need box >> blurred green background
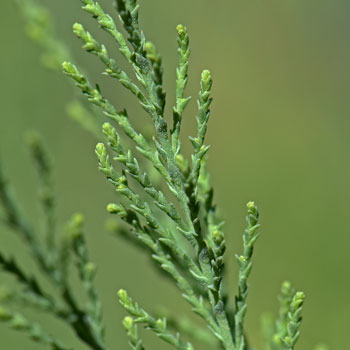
[1,0,349,349]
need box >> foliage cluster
[0,1,326,350]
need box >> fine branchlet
[118,289,193,350]
[0,136,106,350]
[122,316,146,350]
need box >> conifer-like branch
[172,24,191,155]
[123,316,147,350]
[118,289,193,350]
[234,201,260,350]
[1,0,318,349]
[273,281,296,348]
[282,291,305,349]
[69,213,106,350]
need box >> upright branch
[261,281,306,350]
[122,316,146,350]
[69,1,200,250]
[234,201,260,350]
[172,24,191,155]
[118,289,193,350]
[1,0,315,350]
[62,62,171,185]
[0,136,108,350]
[68,213,106,350]
[144,41,166,112]
[281,291,305,350]
[116,0,166,113]
[185,70,213,241]
[189,70,212,189]
[273,281,296,348]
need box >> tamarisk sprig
[273,281,296,348]
[62,62,170,185]
[155,308,218,347]
[67,0,201,251]
[80,0,163,122]
[234,201,260,350]
[68,213,106,350]
[3,0,318,350]
[189,70,212,191]
[185,71,213,244]
[0,138,107,350]
[115,0,166,112]
[172,24,191,155]
[67,1,257,349]
[144,41,166,112]
[95,137,203,274]
[281,291,305,350]
[122,316,146,350]
[262,282,306,350]
[98,157,217,331]
[106,201,220,337]
[118,289,193,350]
[102,122,185,232]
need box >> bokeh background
[1,0,349,349]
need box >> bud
[95,143,106,158]
[281,281,292,295]
[102,122,114,136]
[239,255,246,263]
[176,24,185,38]
[68,213,84,241]
[123,316,134,330]
[247,201,255,210]
[175,154,188,173]
[85,262,96,278]
[156,318,165,329]
[106,203,116,214]
[62,61,77,75]
[144,41,157,61]
[201,70,212,91]
[72,23,84,37]
[293,291,305,309]
[118,289,128,303]
[213,230,223,245]
[273,334,282,345]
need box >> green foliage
[0,0,325,349]
[0,134,106,350]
